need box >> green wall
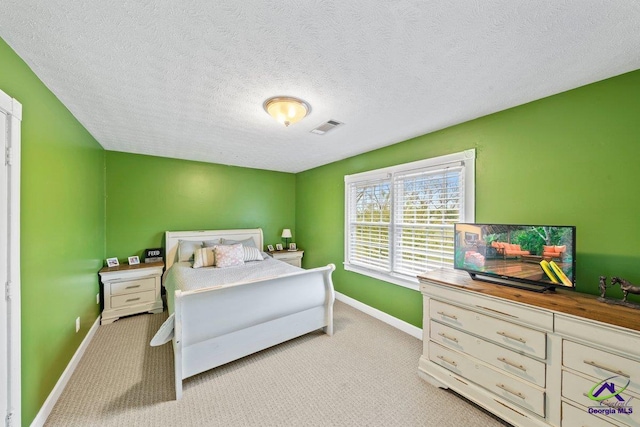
[105,151,296,259]
[296,69,640,327]
[0,38,106,425]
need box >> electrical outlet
[75,317,80,333]
[96,293,100,304]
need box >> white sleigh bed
[155,228,335,399]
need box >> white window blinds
[392,165,463,277]
[346,177,391,271]
[344,149,475,289]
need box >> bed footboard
[172,263,335,399]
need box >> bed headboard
[165,228,264,269]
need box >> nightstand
[99,261,164,325]
[268,250,304,267]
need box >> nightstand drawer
[111,290,156,308]
[110,277,156,296]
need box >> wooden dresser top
[418,269,640,333]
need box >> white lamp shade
[281,229,292,238]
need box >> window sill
[343,263,420,291]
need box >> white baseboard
[335,292,422,340]
[30,316,101,427]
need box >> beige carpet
[45,301,509,426]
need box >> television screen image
[454,223,576,292]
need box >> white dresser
[99,261,164,324]
[418,269,640,427]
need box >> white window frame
[344,149,475,291]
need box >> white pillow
[243,246,263,262]
[214,244,244,268]
[192,247,215,268]
[178,240,203,262]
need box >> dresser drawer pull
[125,285,141,289]
[125,297,141,303]
[436,355,458,367]
[438,332,459,343]
[497,357,527,372]
[496,383,525,399]
[436,311,458,320]
[583,360,630,378]
[496,331,527,344]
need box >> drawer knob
[496,383,526,400]
[496,331,527,344]
[125,297,141,303]
[583,360,630,378]
[436,311,458,320]
[438,332,459,343]
[436,355,458,367]
[125,285,141,289]
[497,357,527,372]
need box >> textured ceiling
[1,1,640,173]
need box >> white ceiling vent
[310,120,344,135]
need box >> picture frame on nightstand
[289,243,297,251]
[276,244,283,251]
[128,256,140,265]
[106,257,119,267]
[267,244,275,252]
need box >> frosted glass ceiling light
[263,96,311,127]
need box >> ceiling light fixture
[263,96,311,127]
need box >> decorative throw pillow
[192,247,215,268]
[178,240,203,262]
[243,246,263,262]
[214,244,244,268]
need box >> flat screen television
[453,223,576,292]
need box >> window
[344,149,475,290]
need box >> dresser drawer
[429,341,546,417]
[562,370,638,426]
[564,340,640,396]
[430,321,546,387]
[556,315,640,359]
[561,401,618,427]
[423,282,554,330]
[430,300,547,359]
[111,290,156,308]
[110,277,156,296]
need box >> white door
[0,89,21,427]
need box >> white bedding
[164,257,301,311]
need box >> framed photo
[289,243,297,251]
[276,244,283,251]
[267,244,275,252]
[106,257,119,268]
[128,256,140,265]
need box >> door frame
[0,88,22,427]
